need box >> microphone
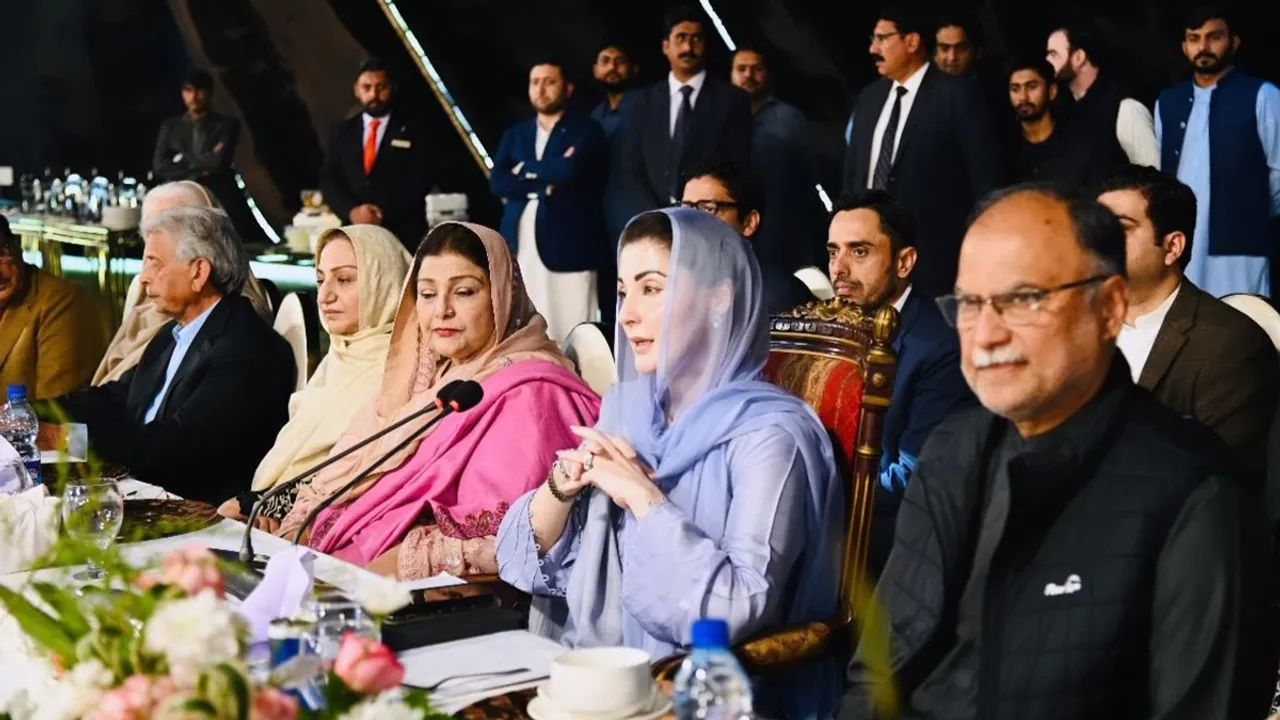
[238,379,469,564]
[291,380,484,546]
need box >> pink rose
[332,633,404,694]
[158,545,225,598]
[249,687,299,720]
[93,675,178,720]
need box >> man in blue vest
[1155,5,1280,298]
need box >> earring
[711,310,727,328]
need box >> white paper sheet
[401,572,466,591]
[398,630,565,712]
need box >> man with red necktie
[321,57,432,251]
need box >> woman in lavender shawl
[497,208,844,718]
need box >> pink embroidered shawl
[310,359,600,564]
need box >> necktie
[363,117,381,175]
[669,85,695,199]
[871,86,908,190]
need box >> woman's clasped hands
[556,426,665,517]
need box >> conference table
[0,481,563,717]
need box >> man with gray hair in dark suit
[41,206,295,505]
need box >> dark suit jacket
[321,112,432,251]
[621,75,752,211]
[868,288,974,578]
[152,112,240,182]
[842,65,1006,298]
[1137,281,1279,479]
[1267,400,1280,527]
[760,260,813,315]
[490,112,607,273]
[48,296,295,505]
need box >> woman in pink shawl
[275,222,600,579]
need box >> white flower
[66,658,114,690]
[143,589,243,686]
[0,609,67,720]
[338,692,425,720]
[347,575,412,617]
[17,672,103,720]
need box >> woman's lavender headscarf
[547,207,841,648]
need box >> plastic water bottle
[0,385,42,486]
[673,618,753,720]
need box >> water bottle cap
[690,618,730,649]
[6,385,26,402]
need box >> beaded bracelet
[546,461,576,504]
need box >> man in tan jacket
[0,216,109,399]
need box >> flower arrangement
[0,545,448,720]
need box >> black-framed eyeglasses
[675,199,739,215]
[935,274,1111,329]
[869,31,901,45]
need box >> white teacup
[547,647,653,715]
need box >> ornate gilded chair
[654,298,898,677]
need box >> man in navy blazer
[491,57,606,341]
[826,190,974,578]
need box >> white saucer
[527,683,672,720]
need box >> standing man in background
[621,5,751,213]
[591,41,639,330]
[153,70,239,186]
[152,70,263,244]
[1045,20,1159,169]
[933,12,1008,126]
[1007,58,1096,185]
[730,47,825,274]
[591,41,640,242]
[1155,5,1280,298]
[321,58,432,252]
[491,58,606,343]
[843,5,1005,299]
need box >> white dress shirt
[144,300,220,424]
[893,284,913,312]
[866,63,930,187]
[1115,99,1160,168]
[668,70,708,137]
[1117,284,1181,381]
[362,112,391,153]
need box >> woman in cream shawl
[92,181,274,385]
[274,222,600,580]
[223,226,410,520]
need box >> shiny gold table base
[10,214,139,321]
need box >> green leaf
[115,633,135,678]
[216,663,250,720]
[30,583,90,638]
[171,698,217,717]
[0,585,76,662]
[322,674,364,714]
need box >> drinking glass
[0,458,30,495]
[61,480,125,581]
[302,594,379,667]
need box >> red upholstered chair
[654,298,898,677]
